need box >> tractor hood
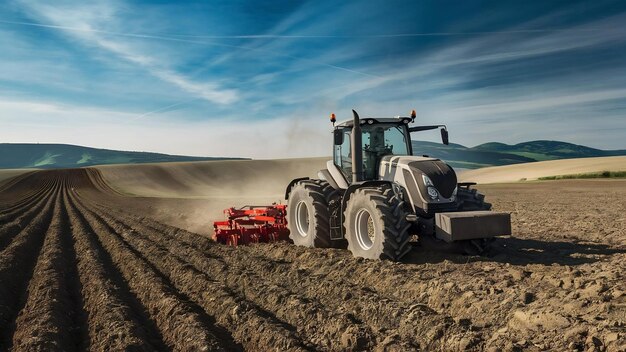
[379,155,458,214]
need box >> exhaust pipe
[351,109,363,183]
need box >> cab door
[333,128,352,182]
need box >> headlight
[427,186,439,199]
[423,175,439,199]
[422,174,434,187]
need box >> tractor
[284,110,511,261]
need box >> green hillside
[412,140,626,169]
[2,141,624,170]
[0,144,246,169]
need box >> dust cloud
[95,157,329,234]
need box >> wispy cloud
[0,97,135,125]
[449,88,626,117]
[15,0,238,105]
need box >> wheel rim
[355,208,375,250]
[294,200,310,237]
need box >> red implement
[212,204,290,246]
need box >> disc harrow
[212,205,290,246]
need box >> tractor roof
[335,117,412,128]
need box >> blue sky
[1,0,625,158]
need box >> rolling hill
[412,140,626,169]
[2,140,624,170]
[0,144,245,169]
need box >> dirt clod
[340,325,369,351]
[522,291,535,304]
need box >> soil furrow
[85,168,125,196]
[0,184,58,251]
[57,184,91,352]
[0,171,53,197]
[0,179,54,221]
[0,176,60,350]
[0,180,50,217]
[10,188,85,351]
[69,191,229,352]
[65,180,171,351]
[80,198,310,352]
[0,171,45,202]
[64,185,167,351]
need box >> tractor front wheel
[344,186,412,261]
[455,186,494,255]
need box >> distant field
[538,171,626,180]
[95,157,328,234]
[95,157,328,199]
[0,169,33,184]
[459,155,626,184]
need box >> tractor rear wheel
[344,185,412,261]
[288,179,338,248]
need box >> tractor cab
[333,118,412,182]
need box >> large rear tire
[344,186,412,261]
[287,180,338,248]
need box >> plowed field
[0,169,624,351]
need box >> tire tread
[346,185,412,261]
[289,179,341,248]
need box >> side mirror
[441,128,449,145]
[334,129,344,145]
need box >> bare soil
[0,170,624,351]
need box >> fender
[318,169,341,190]
[332,180,395,240]
[284,177,309,200]
[340,180,394,211]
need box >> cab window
[362,124,409,179]
[334,129,352,180]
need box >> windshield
[362,123,409,178]
[362,124,409,155]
